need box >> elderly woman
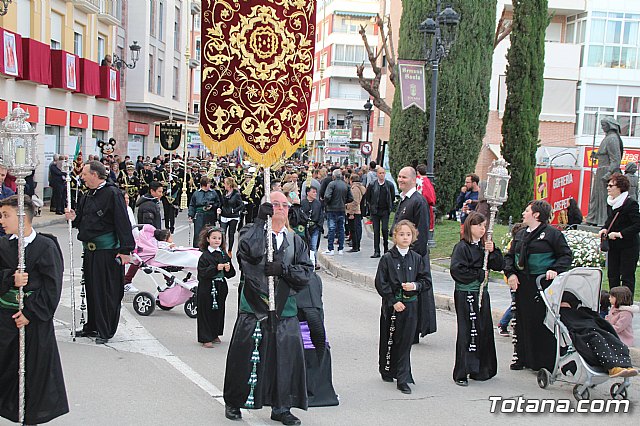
[598,174,640,298]
[504,200,572,371]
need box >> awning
[334,11,377,18]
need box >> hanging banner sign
[159,122,183,151]
[398,59,427,112]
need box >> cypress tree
[501,0,549,220]
[389,0,496,215]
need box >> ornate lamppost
[112,41,142,70]
[419,1,460,180]
[0,106,39,424]
[478,158,511,308]
[363,98,373,164]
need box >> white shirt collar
[401,187,417,200]
[96,181,107,190]
[271,226,288,250]
[10,229,37,247]
[207,246,222,253]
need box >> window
[615,96,640,137]
[193,103,200,114]
[51,12,62,49]
[17,0,31,37]
[332,44,371,66]
[320,83,326,100]
[582,106,614,135]
[336,17,374,35]
[194,13,201,30]
[308,116,315,132]
[586,12,640,69]
[193,69,201,94]
[174,6,181,51]
[98,37,105,64]
[150,0,156,37]
[195,40,201,61]
[318,114,325,130]
[377,111,385,127]
[74,32,83,57]
[173,66,180,100]
[148,54,155,92]
[159,1,165,41]
[157,58,163,95]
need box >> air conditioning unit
[191,1,201,15]
[189,58,200,69]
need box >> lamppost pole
[364,99,372,164]
[426,2,442,180]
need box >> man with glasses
[224,192,313,425]
[456,173,480,225]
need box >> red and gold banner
[199,0,316,167]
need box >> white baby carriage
[130,224,201,318]
[535,267,633,400]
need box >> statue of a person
[585,117,623,226]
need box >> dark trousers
[607,246,639,297]
[349,214,362,250]
[371,212,390,254]
[221,219,239,253]
[82,249,125,339]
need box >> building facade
[307,0,379,165]
[0,0,121,198]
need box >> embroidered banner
[398,59,427,112]
[199,0,316,167]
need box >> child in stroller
[130,224,202,317]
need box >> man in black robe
[0,195,69,424]
[66,161,135,344]
[393,166,436,340]
[224,192,313,425]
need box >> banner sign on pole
[159,122,182,151]
[398,59,427,112]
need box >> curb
[318,252,640,367]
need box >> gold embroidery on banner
[200,0,316,167]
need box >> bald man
[224,192,313,424]
[393,166,436,339]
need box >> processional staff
[62,158,78,341]
[0,106,40,425]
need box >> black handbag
[600,211,620,252]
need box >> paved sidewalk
[33,206,68,228]
[318,222,640,365]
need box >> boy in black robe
[0,195,69,424]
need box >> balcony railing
[98,0,121,26]
[68,0,100,14]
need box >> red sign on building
[534,167,581,224]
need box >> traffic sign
[360,142,372,156]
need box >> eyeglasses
[607,184,616,188]
[272,202,289,209]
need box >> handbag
[600,211,621,252]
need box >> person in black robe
[450,212,505,386]
[375,220,431,394]
[393,167,436,341]
[295,272,339,407]
[197,227,236,347]
[559,292,637,377]
[66,161,135,344]
[504,200,572,371]
[0,195,69,424]
[223,192,313,425]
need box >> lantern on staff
[0,105,39,425]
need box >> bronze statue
[586,117,623,226]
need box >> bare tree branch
[494,10,512,49]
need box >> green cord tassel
[244,321,262,408]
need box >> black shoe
[370,253,381,258]
[455,379,468,387]
[76,329,97,338]
[397,383,411,394]
[95,337,109,345]
[510,362,524,371]
[225,405,242,421]
[270,411,301,425]
[381,374,394,382]
[348,248,360,253]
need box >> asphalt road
[14,215,638,425]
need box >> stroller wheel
[156,299,174,311]
[610,383,628,400]
[184,296,198,318]
[572,384,590,401]
[536,368,550,389]
[133,292,156,316]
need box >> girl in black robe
[375,220,430,394]
[504,200,572,371]
[0,196,69,424]
[197,226,236,348]
[450,212,504,386]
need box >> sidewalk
[317,223,640,365]
[32,207,68,228]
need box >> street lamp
[0,0,12,16]
[112,41,142,70]
[345,110,354,129]
[329,117,336,129]
[363,99,373,162]
[419,1,460,180]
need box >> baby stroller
[130,224,201,318]
[535,267,633,400]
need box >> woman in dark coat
[450,212,504,386]
[504,200,572,371]
[598,173,640,298]
[197,226,236,347]
[219,177,244,256]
